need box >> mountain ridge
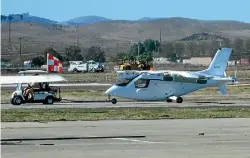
[2,13,250,58]
[1,13,250,25]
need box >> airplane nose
[105,85,118,95]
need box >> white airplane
[105,48,238,104]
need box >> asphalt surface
[2,119,250,158]
[1,100,250,109]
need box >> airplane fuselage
[106,72,228,101]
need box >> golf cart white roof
[18,70,48,75]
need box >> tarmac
[2,119,250,158]
[1,100,250,109]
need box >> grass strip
[2,106,250,122]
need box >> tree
[64,45,83,61]
[198,42,210,57]
[32,56,45,67]
[116,53,127,59]
[143,39,160,52]
[244,38,250,52]
[129,42,145,57]
[186,41,198,57]
[1,15,7,21]
[233,38,244,60]
[161,42,174,58]
[222,38,232,48]
[86,46,106,62]
[20,14,23,20]
[173,42,185,59]
[139,52,153,62]
[209,40,220,57]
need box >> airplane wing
[0,75,67,85]
[175,72,213,79]
[116,70,150,79]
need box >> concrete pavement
[1,100,250,109]
[2,119,250,158]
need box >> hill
[1,13,57,24]
[179,32,228,41]
[137,17,163,21]
[1,17,250,60]
[63,16,111,25]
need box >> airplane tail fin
[200,48,233,77]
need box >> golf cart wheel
[44,96,54,104]
[111,98,117,104]
[12,96,23,105]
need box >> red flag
[47,53,63,73]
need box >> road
[2,119,250,158]
[1,100,250,109]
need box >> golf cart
[10,70,62,105]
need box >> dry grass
[2,106,250,122]
[2,18,250,57]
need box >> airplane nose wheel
[108,94,117,104]
[111,98,117,104]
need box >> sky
[1,0,250,23]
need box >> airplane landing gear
[176,97,183,103]
[111,98,117,104]
[166,99,172,102]
[108,94,117,104]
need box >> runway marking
[113,138,167,144]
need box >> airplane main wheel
[111,98,117,104]
[176,97,183,103]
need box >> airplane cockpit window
[115,78,133,86]
[134,79,150,88]
[115,75,140,86]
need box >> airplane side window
[134,79,150,88]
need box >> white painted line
[112,138,166,144]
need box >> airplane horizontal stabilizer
[218,84,228,95]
